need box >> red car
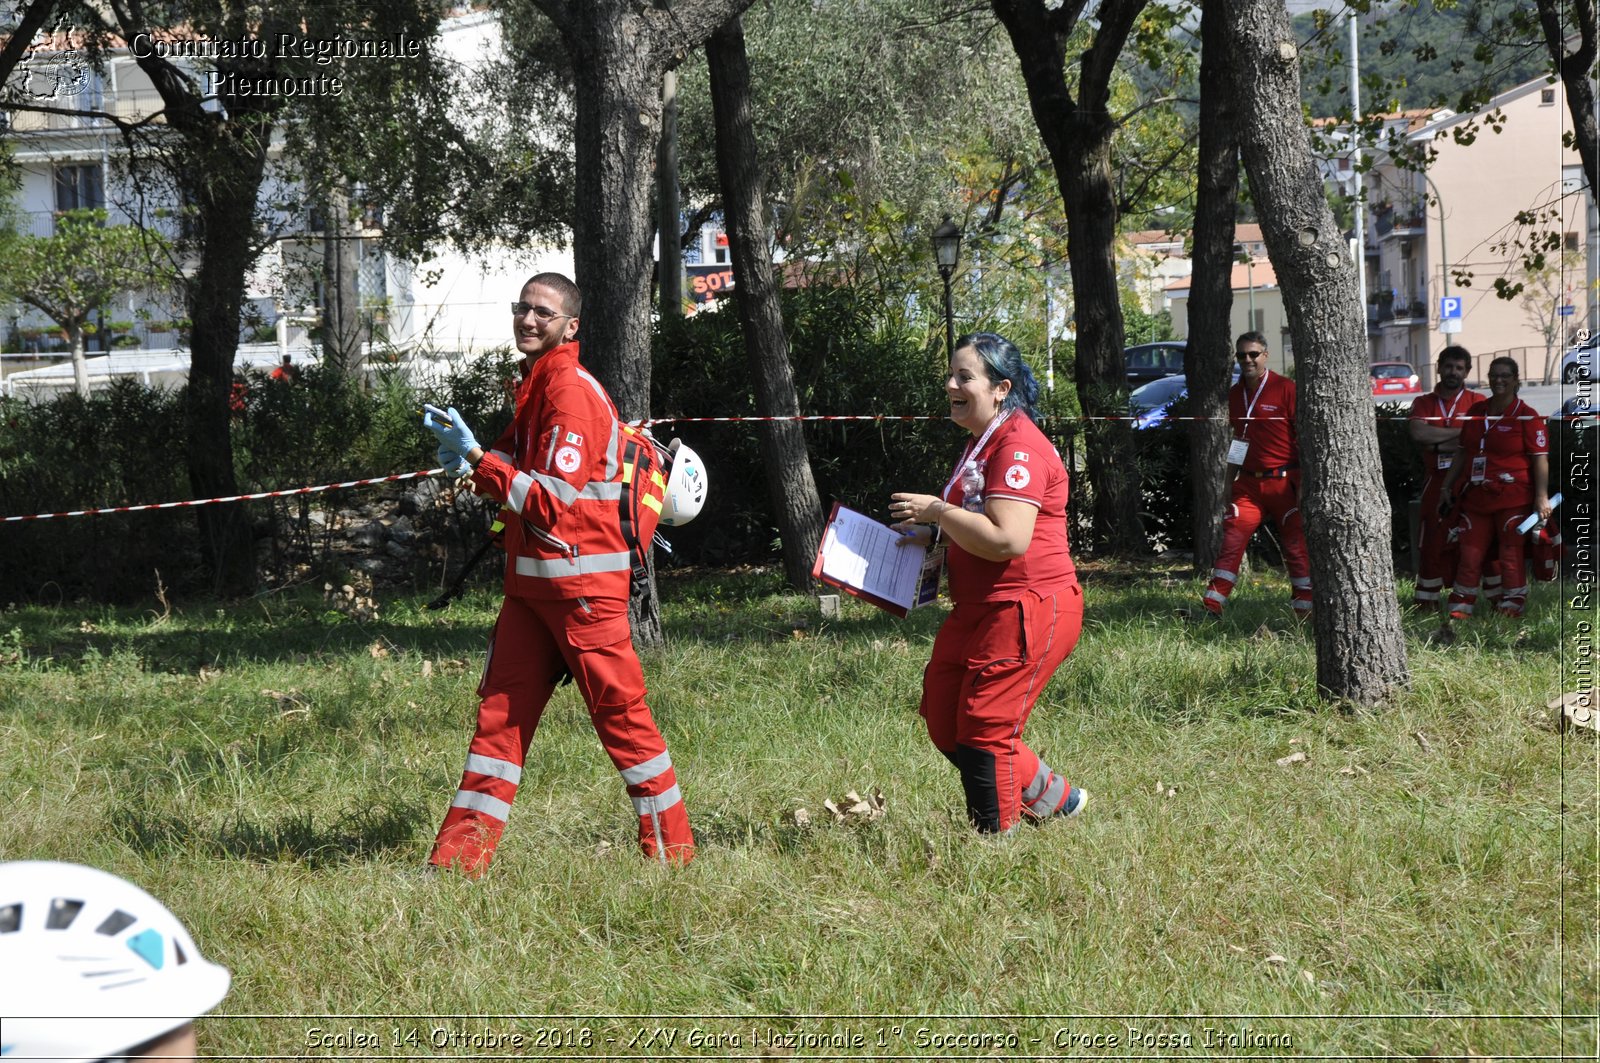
[1370,361,1421,398]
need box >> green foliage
[0,210,172,339]
[1296,0,1548,116]
[652,286,955,565]
[0,347,522,601]
[0,381,196,600]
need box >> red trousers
[1414,473,1460,606]
[1447,482,1533,618]
[919,585,1083,833]
[1205,475,1312,615]
[1420,473,1500,608]
[430,595,693,874]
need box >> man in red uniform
[1201,332,1313,619]
[1439,356,1552,619]
[1407,346,1485,612]
[422,272,694,874]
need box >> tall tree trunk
[119,15,290,598]
[69,323,89,398]
[1216,0,1408,705]
[657,70,685,321]
[1535,0,1598,199]
[1187,0,1240,571]
[183,166,265,597]
[535,0,758,644]
[321,182,365,370]
[706,15,824,590]
[992,0,1149,556]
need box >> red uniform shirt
[940,412,1076,604]
[1409,385,1485,479]
[1457,397,1548,484]
[1229,370,1298,472]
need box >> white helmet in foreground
[659,438,707,526]
[0,861,231,1063]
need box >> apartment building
[1356,77,1593,385]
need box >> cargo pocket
[563,598,631,651]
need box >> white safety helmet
[659,438,707,527]
[0,861,231,1063]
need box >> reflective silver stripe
[574,368,622,481]
[1290,577,1311,590]
[1452,583,1479,597]
[528,469,578,506]
[631,784,682,816]
[1502,584,1530,598]
[1021,762,1050,803]
[1212,569,1238,584]
[464,753,521,784]
[1416,577,1444,590]
[1414,589,1440,601]
[451,789,512,822]
[489,448,513,463]
[507,471,535,513]
[1292,599,1312,612]
[620,751,672,787]
[1204,589,1228,605]
[1483,573,1503,587]
[1284,506,1300,521]
[515,551,633,578]
[1452,602,1475,615]
[1027,774,1067,816]
[579,481,624,501]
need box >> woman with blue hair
[890,332,1087,833]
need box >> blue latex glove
[437,444,471,480]
[422,403,479,455]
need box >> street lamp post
[932,215,963,356]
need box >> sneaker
[1060,787,1088,819]
[1448,609,1471,621]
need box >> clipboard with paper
[810,501,944,618]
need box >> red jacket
[468,342,661,600]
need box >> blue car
[1129,375,1191,429]
[1128,370,1239,430]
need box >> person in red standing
[889,332,1086,834]
[269,354,301,384]
[421,272,694,874]
[1201,331,1313,619]
[1408,345,1488,612]
[1438,356,1552,619]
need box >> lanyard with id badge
[1471,399,1522,484]
[1434,390,1467,471]
[1228,371,1270,466]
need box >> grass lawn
[0,563,1594,1059]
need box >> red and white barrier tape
[640,412,1556,425]
[4,406,1578,524]
[1,468,443,524]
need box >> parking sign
[1440,296,1462,319]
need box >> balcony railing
[1373,200,1426,240]
[1373,288,1429,326]
[4,89,169,133]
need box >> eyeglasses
[510,302,572,322]
[1235,349,1266,360]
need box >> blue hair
[957,332,1041,423]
